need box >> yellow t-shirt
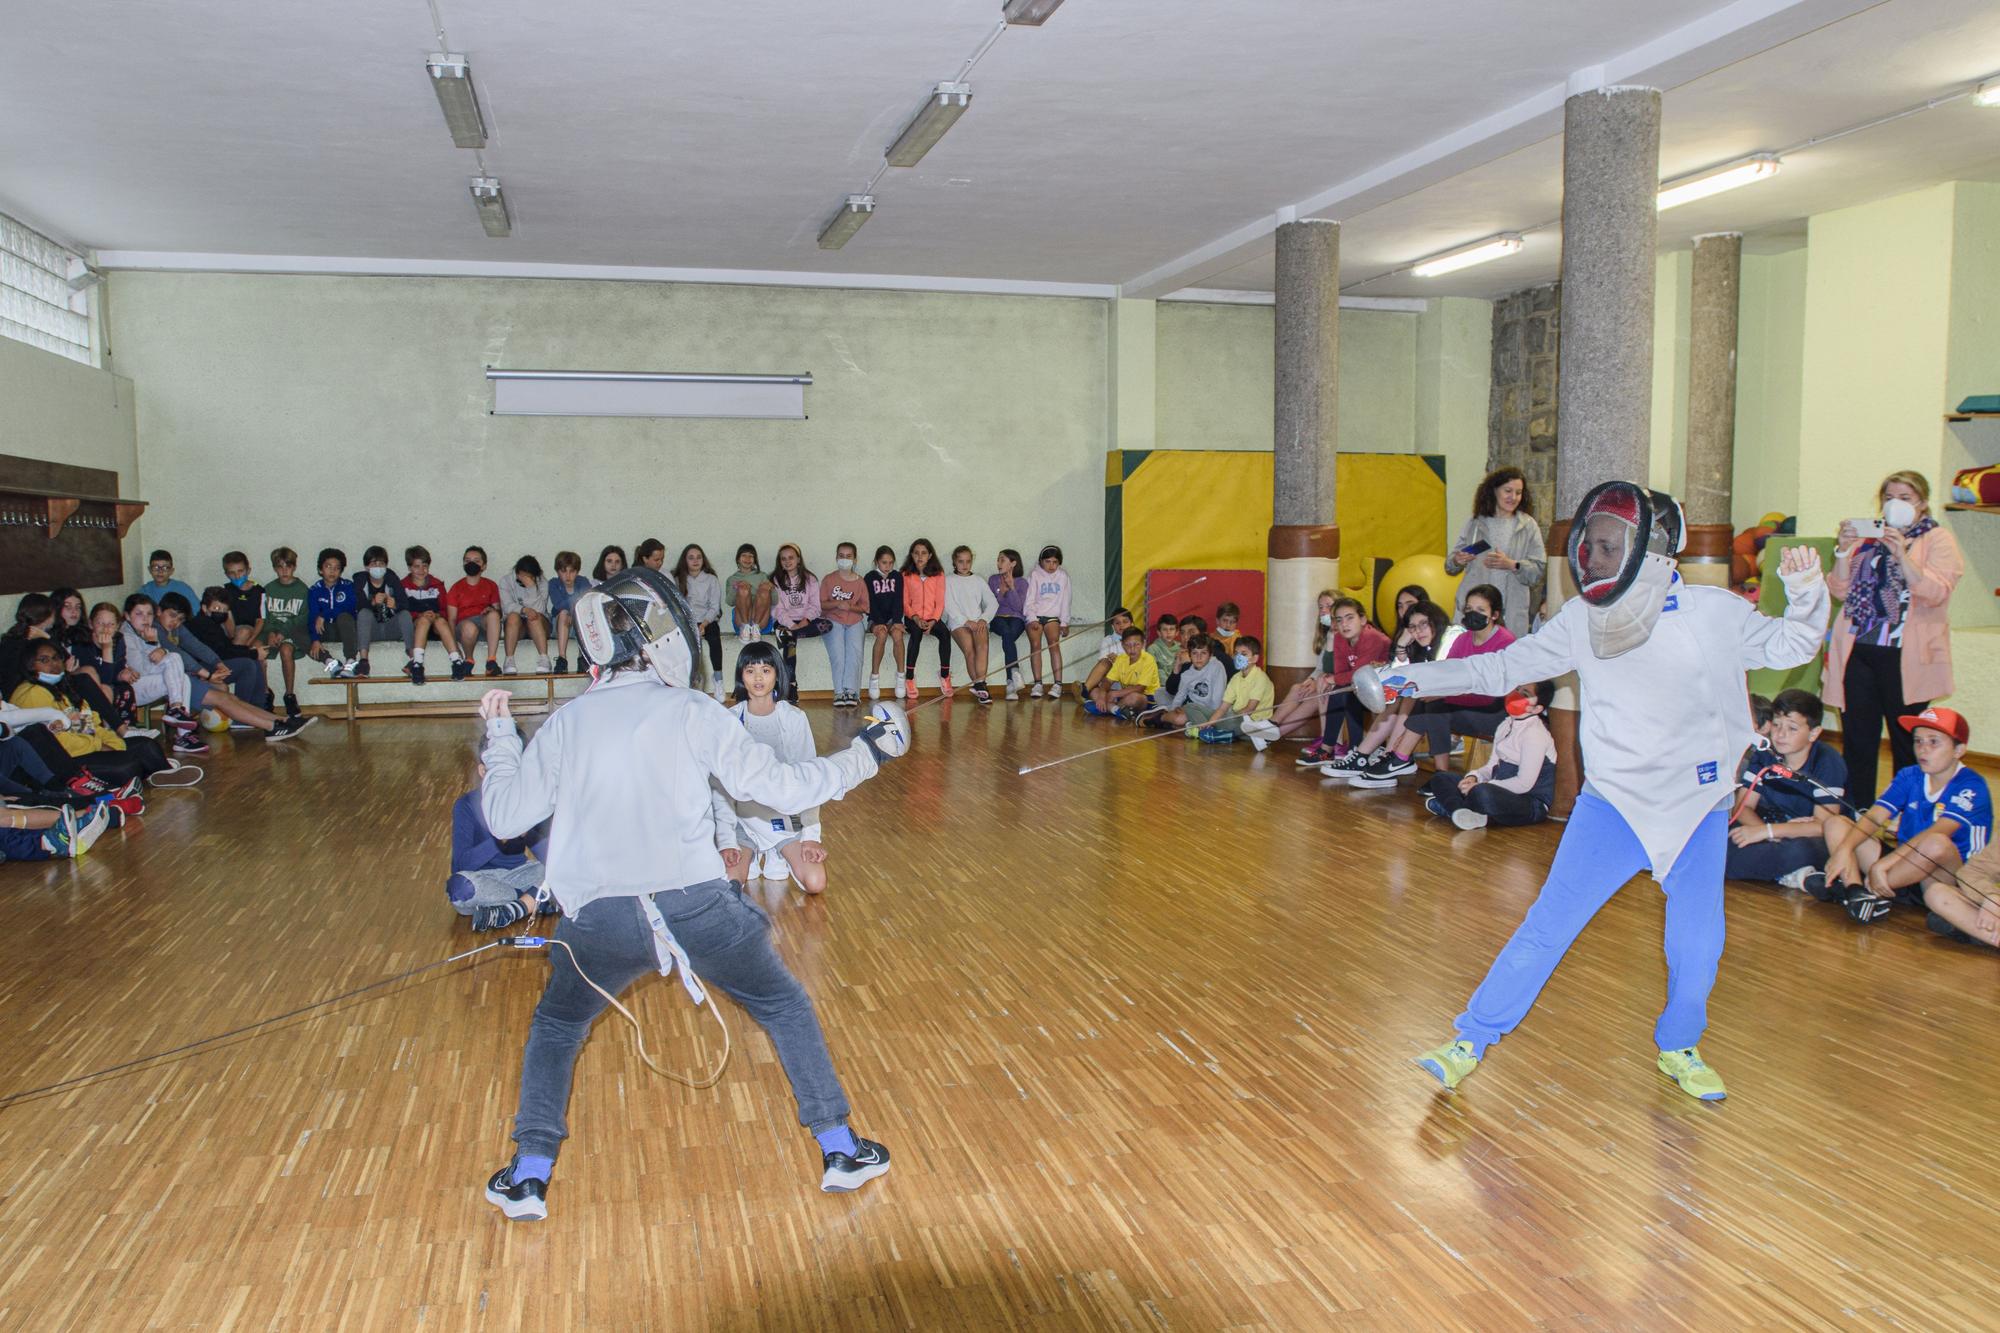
[1221,666,1275,721]
[7,681,122,757]
[1106,652,1161,693]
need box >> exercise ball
[1375,554,1464,630]
[199,707,229,733]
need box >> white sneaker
[711,678,727,702]
[123,727,160,740]
[741,625,761,643]
[1777,866,1812,890]
[759,851,789,882]
[868,677,881,702]
[536,656,551,674]
[322,657,347,677]
[503,662,519,675]
[1450,808,1489,830]
[1005,682,1020,701]
[1029,683,1044,699]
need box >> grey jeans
[358,608,414,655]
[512,879,850,1161]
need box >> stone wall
[1486,282,1560,521]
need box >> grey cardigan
[1445,512,1546,638]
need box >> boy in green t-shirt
[1146,614,1180,686]
[259,546,313,719]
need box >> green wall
[1732,247,1807,532]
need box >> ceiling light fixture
[427,54,489,149]
[469,177,510,237]
[1411,233,1525,278]
[1656,154,1780,210]
[1975,77,2000,108]
[886,82,973,167]
[817,194,876,250]
[1001,0,1065,25]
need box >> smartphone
[1459,540,1492,557]
[1848,518,1885,539]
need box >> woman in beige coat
[1825,469,1963,807]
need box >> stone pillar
[1548,84,1661,816]
[1553,85,1661,515]
[1268,219,1341,696]
[1486,283,1561,521]
[1681,232,1741,587]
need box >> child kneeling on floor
[448,760,554,930]
[1420,682,1554,829]
[714,640,831,893]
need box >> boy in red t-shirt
[448,545,504,678]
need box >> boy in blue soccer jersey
[1808,706,1992,923]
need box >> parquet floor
[2,701,1997,1330]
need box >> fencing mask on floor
[1567,481,1686,659]
[573,567,704,690]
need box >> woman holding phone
[1825,469,1963,808]
[1444,467,1544,638]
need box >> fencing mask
[573,567,704,690]
[1567,481,1686,659]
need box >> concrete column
[1682,232,1741,586]
[1268,219,1341,693]
[1553,85,1661,515]
[1549,84,1661,816]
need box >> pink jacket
[1824,525,1962,709]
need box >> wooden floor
[3,702,1998,1330]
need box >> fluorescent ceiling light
[470,177,510,237]
[1001,0,1065,25]
[1411,233,1524,278]
[1975,78,2000,108]
[886,83,973,168]
[1656,155,1780,210]
[427,54,488,149]
[817,194,875,250]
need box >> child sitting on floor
[1090,626,1159,718]
[1076,608,1135,704]
[1420,683,1555,829]
[1922,836,2000,948]
[1810,706,1991,924]
[1151,634,1225,730]
[448,761,552,931]
[712,640,831,893]
[1197,636,1277,749]
[1725,688,1846,890]
[1146,614,1181,685]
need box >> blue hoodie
[451,789,549,872]
[307,579,360,643]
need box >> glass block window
[1,213,92,365]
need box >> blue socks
[514,1154,554,1183]
[814,1125,859,1158]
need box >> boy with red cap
[1809,706,1992,923]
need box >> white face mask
[836,558,855,572]
[1318,613,1332,627]
[1882,497,1917,530]
[367,565,387,579]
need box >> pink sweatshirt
[1468,714,1555,795]
[772,576,820,627]
[1023,567,1072,622]
[819,570,867,625]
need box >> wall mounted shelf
[0,485,147,538]
[1944,411,2000,423]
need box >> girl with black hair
[988,549,1029,699]
[1323,599,1451,786]
[864,545,906,701]
[899,538,950,700]
[711,639,831,893]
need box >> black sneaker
[484,1163,548,1221]
[1348,752,1408,789]
[971,684,992,705]
[283,692,301,718]
[820,1137,891,1193]
[451,659,472,681]
[1843,887,1891,924]
[266,715,319,743]
[552,656,568,675]
[1926,911,1976,943]
[355,658,371,677]
[1800,871,1843,903]
[1424,795,1446,817]
[409,661,426,686]
[484,661,503,678]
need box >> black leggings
[22,726,172,785]
[903,618,951,679]
[1421,771,1548,826]
[775,620,830,698]
[1318,691,1369,748]
[701,621,723,674]
[1840,640,1926,810]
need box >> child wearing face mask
[448,546,505,678]
[218,551,265,648]
[352,545,414,678]
[819,543,869,708]
[1401,584,1517,765]
[1420,683,1556,829]
[1196,637,1278,749]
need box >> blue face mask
[1233,653,1251,671]
[36,670,64,686]
[229,575,247,587]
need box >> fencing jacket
[1400,572,1828,878]
[481,669,876,913]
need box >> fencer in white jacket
[1364,484,1827,1103]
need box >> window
[0,213,91,365]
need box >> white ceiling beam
[89,251,1120,301]
[1120,0,1886,299]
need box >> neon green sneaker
[1657,1046,1727,1101]
[1415,1039,1479,1090]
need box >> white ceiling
[1,0,1996,297]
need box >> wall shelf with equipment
[0,454,147,594]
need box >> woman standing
[1445,467,1545,639]
[1826,470,1963,808]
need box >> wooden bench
[311,671,591,722]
